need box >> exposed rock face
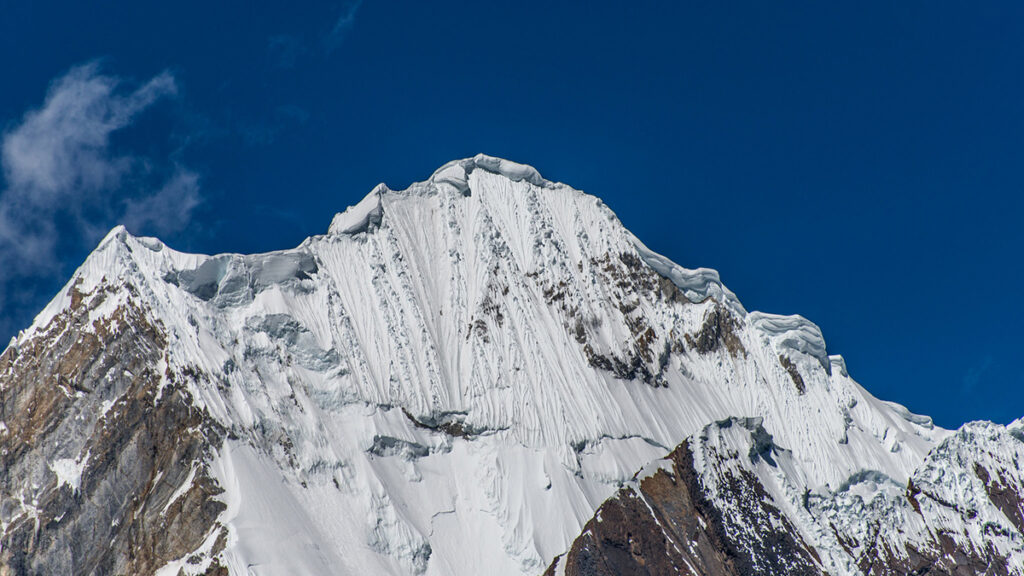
[548,419,825,576]
[549,419,1024,576]
[0,280,227,575]
[547,439,822,576]
[685,306,746,359]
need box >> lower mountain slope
[548,418,1024,576]
[0,155,1001,575]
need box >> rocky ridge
[548,418,1024,575]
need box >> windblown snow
[11,154,956,575]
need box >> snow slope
[5,154,951,575]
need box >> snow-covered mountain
[1,155,1021,575]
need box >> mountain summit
[2,155,1021,575]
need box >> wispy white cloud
[2,62,176,202]
[121,166,201,236]
[269,1,365,66]
[268,34,306,69]
[0,61,201,337]
[325,0,363,52]
[962,354,994,394]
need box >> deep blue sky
[1,1,1021,428]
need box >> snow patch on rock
[49,451,90,493]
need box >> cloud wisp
[121,166,201,236]
[324,0,364,52]
[0,62,201,337]
[268,1,365,67]
[2,63,176,200]
[962,354,995,395]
